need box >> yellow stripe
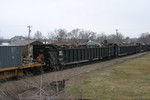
[0,63,46,72]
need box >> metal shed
[0,46,22,68]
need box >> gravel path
[0,52,149,99]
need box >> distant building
[11,36,25,42]
[10,40,43,57]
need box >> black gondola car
[118,45,139,56]
[33,44,150,69]
[33,45,115,69]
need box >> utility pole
[27,26,32,57]
[116,29,118,44]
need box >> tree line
[33,28,150,44]
[0,28,150,45]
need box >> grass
[65,54,150,100]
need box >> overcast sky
[0,0,150,39]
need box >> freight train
[33,44,150,70]
[0,44,150,80]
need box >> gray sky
[0,0,150,39]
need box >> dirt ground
[0,52,149,99]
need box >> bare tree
[48,32,57,43]
[68,28,81,43]
[77,30,96,43]
[107,34,115,43]
[96,32,107,44]
[138,32,150,44]
[84,30,96,41]
[107,32,124,44]
[54,29,67,42]
[34,31,44,42]
[115,32,124,44]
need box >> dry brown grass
[66,53,150,100]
